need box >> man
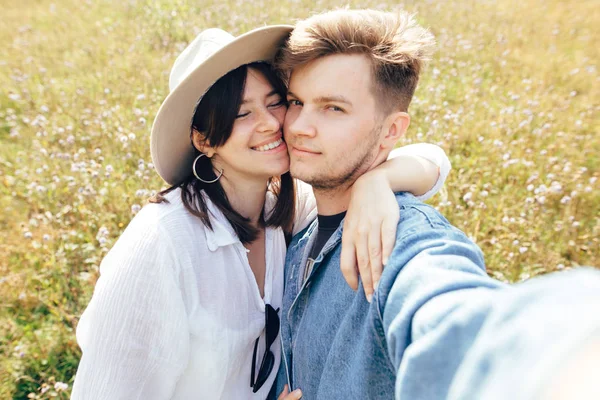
[272,9,600,400]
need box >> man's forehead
[288,53,372,98]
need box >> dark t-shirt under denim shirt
[303,212,346,282]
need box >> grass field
[1,0,598,398]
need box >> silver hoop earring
[192,154,223,184]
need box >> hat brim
[150,25,293,185]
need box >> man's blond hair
[277,9,436,113]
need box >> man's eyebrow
[288,92,353,105]
[314,95,353,105]
[287,92,353,106]
[241,89,279,105]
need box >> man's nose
[286,107,316,138]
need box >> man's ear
[382,111,410,150]
[192,130,216,158]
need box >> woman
[71,26,450,399]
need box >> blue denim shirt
[272,193,600,399]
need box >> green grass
[1,0,598,397]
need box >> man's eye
[236,111,250,119]
[327,105,344,112]
[288,100,302,107]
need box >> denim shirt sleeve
[377,203,600,400]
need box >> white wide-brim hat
[150,25,293,185]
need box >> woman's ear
[382,112,410,150]
[192,130,216,158]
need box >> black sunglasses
[250,303,280,393]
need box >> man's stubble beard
[296,123,382,191]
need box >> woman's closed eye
[268,99,287,109]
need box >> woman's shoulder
[102,188,209,275]
[135,188,196,224]
[121,188,207,247]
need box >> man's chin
[292,173,340,190]
[289,167,318,184]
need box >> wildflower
[519,247,528,254]
[54,382,68,391]
[549,182,562,194]
[536,196,546,205]
[534,185,547,194]
[131,204,141,214]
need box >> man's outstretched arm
[377,216,600,400]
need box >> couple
[71,8,449,399]
[72,9,600,400]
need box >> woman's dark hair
[150,62,295,244]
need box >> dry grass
[0,0,598,397]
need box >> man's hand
[545,337,600,400]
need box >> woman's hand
[278,384,303,399]
[341,169,399,303]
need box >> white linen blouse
[71,143,450,400]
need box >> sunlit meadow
[0,0,598,398]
